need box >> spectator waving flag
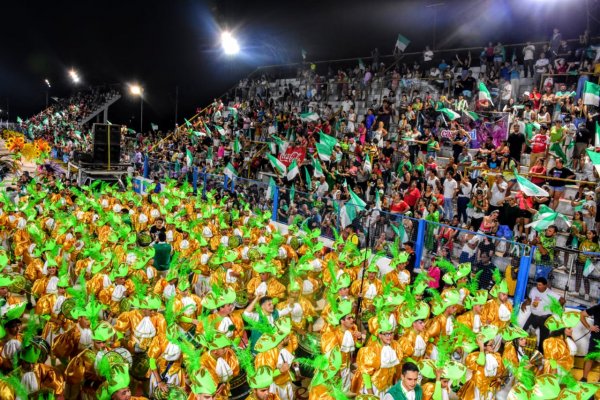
[266,177,277,200]
[583,81,600,106]
[514,168,549,197]
[287,160,299,180]
[305,168,312,191]
[233,138,241,154]
[340,187,367,228]
[313,157,325,178]
[316,142,333,161]
[223,162,237,178]
[526,205,571,232]
[464,111,480,121]
[395,34,410,52]
[586,148,600,175]
[267,154,286,176]
[151,123,158,131]
[478,82,494,105]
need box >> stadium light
[68,69,80,84]
[129,84,144,132]
[221,31,240,55]
[44,79,51,88]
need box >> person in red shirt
[389,193,410,215]
[530,125,549,167]
[403,181,421,208]
[530,87,542,110]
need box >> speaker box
[93,123,122,164]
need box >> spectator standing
[534,53,550,88]
[507,123,526,163]
[522,277,564,352]
[442,172,458,220]
[522,42,536,78]
[423,46,434,71]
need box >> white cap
[202,226,213,238]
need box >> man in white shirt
[521,277,564,352]
[383,362,422,400]
[522,42,536,78]
[534,52,550,86]
[442,172,458,220]
[341,96,354,114]
[489,174,508,213]
[315,177,329,198]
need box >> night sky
[1,0,596,130]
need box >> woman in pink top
[528,158,547,185]
[357,122,367,144]
[427,259,441,289]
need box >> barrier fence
[139,155,537,306]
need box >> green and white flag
[215,126,225,136]
[313,157,324,178]
[305,167,312,191]
[266,177,277,200]
[267,154,286,176]
[287,160,299,180]
[340,187,367,228]
[151,123,158,131]
[526,205,571,232]
[290,184,296,203]
[478,82,494,105]
[271,135,287,153]
[223,162,237,178]
[584,258,596,277]
[464,111,480,121]
[233,138,241,154]
[207,146,214,161]
[514,169,549,197]
[16,117,22,123]
[595,122,600,148]
[364,154,372,173]
[300,112,320,122]
[316,142,333,161]
[358,58,365,70]
[391,221,409,243]
[185,119,192,127]
[375,189,381,209]
[439,108,460,121]
[583,81,600,106]
[395,34,410,52]
[228,107,238,123]
[586,148,600,176]
[186,149,194,167]
[319,131,338,148]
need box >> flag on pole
[215,126,225,136]
[207,146,214,161]
[186,149,194,167]
[290,184,296,203]
[228,107,238,124]
[358,59,365,70]
[395,34,410,52]
[595,122,600,148]
[304,168,312,191]
[271,135,287,153]
[391,221,409,243]
[583,81,600,106]
[586,148,600,175]
[233,138,241,154]
[223,162,237,178]
[340,187,367,228]
[313,157,324,178]
[464,111,480,121]
[526,205,571,232]
[375,189,381,209]
[319,131,338,148]
[266,177,277,200]
[185,119,192,127]
[151,123,158,131]
[478,82,494,105]
[203,121,212,135]
[439,108,461,121]
[16,117,22,123]
[300,112,320,122]
[267,154,287,176]
[364,154,372,173]
[514,169,549,196]
[287,160,299,180]
[316,142,333,161]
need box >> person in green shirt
[153,232,172,272]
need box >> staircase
[79,93,122,126]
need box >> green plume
[543,296,564,318]
[585,339,600,361]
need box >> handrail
[463,166,597,186]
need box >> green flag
[340,187,366,228]
[514,169,549,197]
[267,154,286,176]
[287,160,299,180]
[313,157,324,178]
[319,131,338,148]
[215,126,225,136]
[290,184,296,203]
[583,81,600,106]
[595,122,600,148]
[233,138,241,154]
[186,149,194,167]
[464,111,480,121]
[316,142,333,161]
[223,162,237,178]
[395,34,410,52]
[304,167,312,191]
[478,82,494,105]
[185,119,192,127]
[266,177,277,200]
[439,108,461,121]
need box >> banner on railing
[277,146,306,167]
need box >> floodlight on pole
[44,79,51,88]
[221,31,240,55]
[129,84,144,132]
[68,69,80,84]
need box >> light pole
[44,79,51,108]
[129,84,143,133]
